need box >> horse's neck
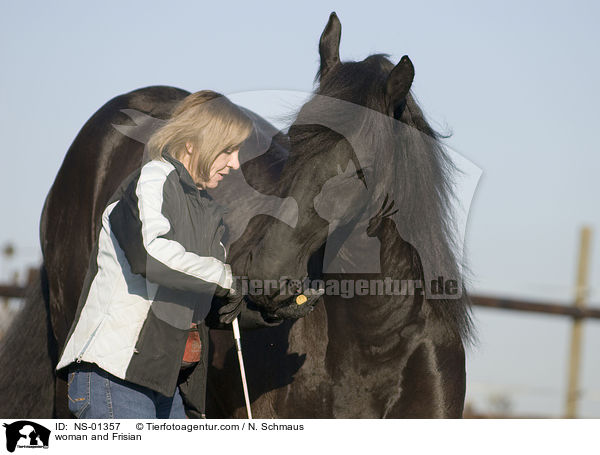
[377,219,422,277]
[325,218,427,345]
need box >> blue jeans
[67,362,186,418]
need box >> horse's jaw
[238,231,325,314]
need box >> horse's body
[0,13,471,418]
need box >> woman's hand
[269,288,325,320]
[217,282,324,326]
[217,279,245,324]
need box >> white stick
[232,317,252,419]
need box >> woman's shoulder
[140,157,176,177]
[136,158,183,193]
[108,158,180,204]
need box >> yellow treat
[296,294,307,305]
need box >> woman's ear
[185,142,193,154]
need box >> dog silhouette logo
[3,421,50,452]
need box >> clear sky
[1,0,599,417]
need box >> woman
[55,91,309,419]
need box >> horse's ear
[319,12,341,79]
[385,55,415,119]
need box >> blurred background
[1,0,598,417]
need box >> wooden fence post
[564,226,592,418]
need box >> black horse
[0,12,472,418]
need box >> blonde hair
[147,90,253,182]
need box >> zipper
[214,222,225,258]
[75,318,104,363]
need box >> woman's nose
[228,150,240,170]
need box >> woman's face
[183,143,241,189]
[201,149,240,189]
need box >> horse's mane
[282,53,474,344]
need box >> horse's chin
[245,290,290,312]
[242,249,314,312]
[241,295,281,322]
[244,274,306,314]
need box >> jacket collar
[161,151,199,193]
[161,150,229,217]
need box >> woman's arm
[109,160,233,296]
